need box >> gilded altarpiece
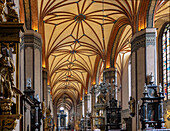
[0,2,23,129]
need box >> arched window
[162,24,170,100]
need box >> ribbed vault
[37,0,169,110]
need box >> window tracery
[162,24,170,100]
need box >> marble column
[130,28,157,130]
[20,30,42,101]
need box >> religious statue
[97,92,106,104]
[44,107,51,130]
[35,94,40,101]
[4,1,18,22]
[44,116,49,129]
[149,72,154,84]
[26,78,31,88]
[144,83,147,93]
[128,96,135,117]
[0,48,15,99]
[0,0,5,22]
[42,100,46,118]
[159,83,163,93]
[60,117,64,127]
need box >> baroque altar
[140,73,165,129]
[0,0,24,130]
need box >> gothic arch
[106,17,130,68]
[157,22,170,85]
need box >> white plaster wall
[122,60,129,110]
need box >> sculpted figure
[0,0,5,22]
[4,1,18,22]
[128,96,135,116]
[164,105,170,129]
[0,48,15,99]
[42,100,46,117]
[97,93,106,104]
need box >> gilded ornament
[0,0,5,22]
[164,105,170,129]
[4,1,18,22]
[0,48,15,99]
[128,96,135,117]
[0,114,22,130]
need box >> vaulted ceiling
[37,0,169,110]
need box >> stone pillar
[77,103,80,120]
[84,94,88,118]
[74,103,77,123]
[79,100,83,119]
[90,86,96,116]
[47,85,51,107]
[130,28,157,130]
[87,93,91,112]
[82,100,84,117]
[53,104,57,130]
[42,68,48,104]
[20,30,42,101]
[58,115,60,129]
[68,111,70,124]
[90,85,96,130]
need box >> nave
[0,0,170,131]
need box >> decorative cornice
[122,109,130,114]
[131,28,157,52]
[20,30,42,51]
[20,35,42,51]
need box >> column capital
[131,28,157,53]
[131,28,157,42]
[20,30,42,51]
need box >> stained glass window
[162,24,170,100]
